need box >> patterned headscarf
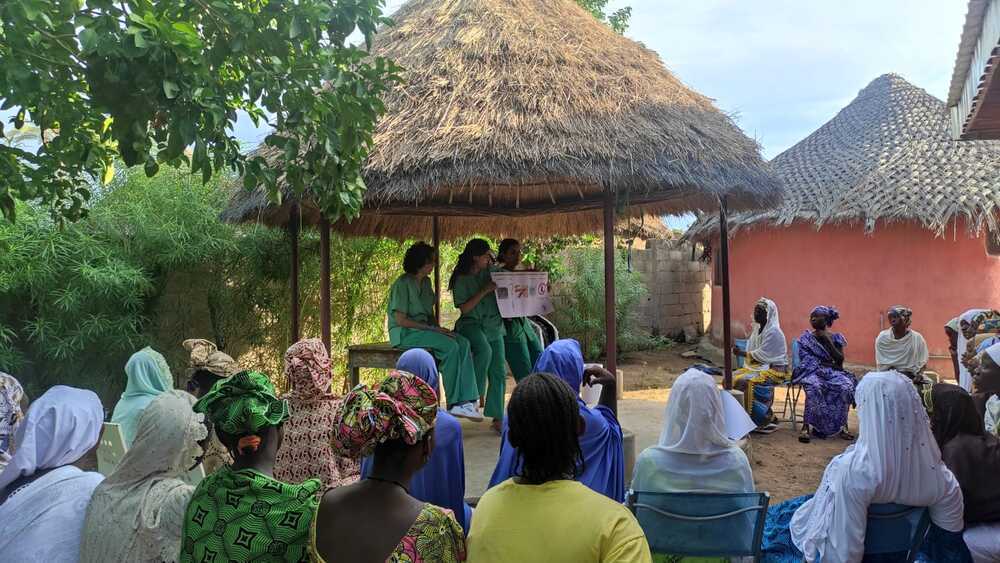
[183,339,238,379]
[332,371,437,459]
[193,371,289,436]
[811,306,840,327]
[284,339,332,402]
[887,306,913,321]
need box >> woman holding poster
[496,239,545,383]
[450,239,507,432]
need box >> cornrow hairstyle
[507,372,584,484]
[403,242,436,275]
[448,238,492,291]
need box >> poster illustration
[490,271,554,319]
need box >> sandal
[751,423,778,435]
[798,427,811,443]
[839,429,855,441]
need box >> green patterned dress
[180,467,321,562]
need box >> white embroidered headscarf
[790,372,964,562]
[956,309,989,391]
[80,390,206,563]
[747,297,787,366]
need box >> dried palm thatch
[686,73,1000,241]
[221,0,780,238]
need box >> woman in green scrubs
[387,242,482,421]
[497,239,544,383]
[449,239,507,432]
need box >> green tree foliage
[0,166,406,403]
[0,0,399,224]
[575,0,632,34]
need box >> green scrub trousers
[504,317,544,382]
[455,320,507,420]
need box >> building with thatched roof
[687,73,1000,371]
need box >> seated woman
[388,241,480,421]
[0,372,27,464]
[733,298,788,432]
[275,338,359,489]
[182,338,238,473]
[875,306,930,383]
[785,371,963,562]
[180,371,321,562]
[794,306,855,443]
[496,239,544,383]
[0,386,104,562]
[360,349,473,533]
[81,390,206,563]
[489,339,625,502]
[111,346,174,446]
[924,383,1000,563]
[313,371,466,562]
[470,373,651,562]
[450,239,506,432]
[974,343,1000,435]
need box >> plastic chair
[862,504,932,562]
[772,340,803,427]
[97,422,127,476]
[626,490,771,562]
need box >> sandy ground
[461,346,858,503]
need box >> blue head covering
[533,339,585,393]
[811,306,840,327]
[110,347,173,446]
[397,349,439,392]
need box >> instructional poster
[491,271,554,319]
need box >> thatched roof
[686,73,1000,240]
[616,215,673,240]
[221,0,780,238]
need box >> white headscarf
[875,329,929,374]
[0,385,103,491]
[747,297,787,366]
[956,309,989,391]
[0,372,25,447]
[80,390,206,563]
[790,372,963,562]
[631,369,753,495]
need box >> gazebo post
[719,196,734,390]
[433,216,441,325]
[320,216,332,352]
[603,190,618,390]
[289,202,301,344]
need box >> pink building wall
[709,219,1000,375]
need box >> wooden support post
[720,196,734,390]
[433,216,441,326]
[603,190,618,389]
[320,216,331,353]
[289,202,301,344]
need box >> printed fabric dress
[310,503,466,563]
[180,467,321,562]
[794,331,856,438]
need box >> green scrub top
[387,274,436,345]
[452,269,505,340]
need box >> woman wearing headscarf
[496,239,545,383]
[794,306,856,443]
[788,371,964,562]
[183,338,238,474]
[952,309,992,392]
[875,306,930,382]
[733,298,788,431]
[924,383,1000,562]
[312,371,466,562]
[274,338,360,489]
[631,368,753,563]
[489,339,625,502]
[0,372,27,461]
[0,386,104,562]
[111,346,174,446]
[180,371,321,562]
[974,343,1000,435]
[81,390,206,563]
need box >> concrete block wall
[631,239,711,340]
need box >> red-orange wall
[709,220,1000,375]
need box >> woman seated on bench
[388,242,481,421]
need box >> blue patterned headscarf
[810,306,840,327]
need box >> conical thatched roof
[686,73,1000,240]
[221,0,780,239]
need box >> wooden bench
[347,343,405,389]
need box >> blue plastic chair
[627,491,770,562]
[734,338,748,368]
[863,504,932,562]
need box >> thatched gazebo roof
[686,73,1000,241]
[221,0,779,238]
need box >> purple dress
[794,331,856,438]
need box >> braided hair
[448,238,492,290]
[507,373,584,484]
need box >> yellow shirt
[468,479,652,563]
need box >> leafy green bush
[550,247,662,361]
